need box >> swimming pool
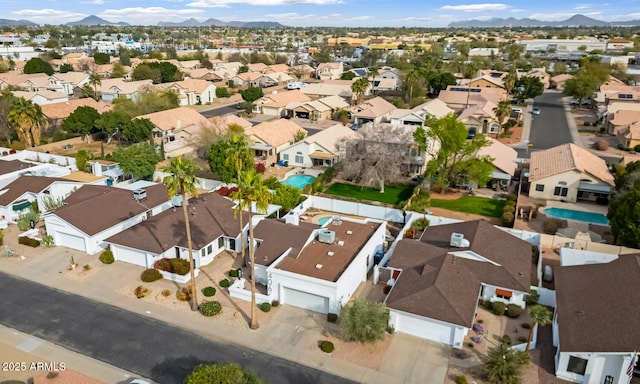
[318,217,331,226]
[544,207,609,225]
[282,175,315,189]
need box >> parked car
[532,108,541,115]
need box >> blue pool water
[318,217,331,226]
[544,207,609,225]
[282,175,315,189]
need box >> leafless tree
[340,123,411,193]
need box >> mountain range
[0,15,284,28]
[448,14,640,28]
[65,15,130,26]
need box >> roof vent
[315,264,323,269]
[318,229,336,244]
[327,251,334,256]
[450,232,470,248]
[346,230,353,235]
[337,240,344,246]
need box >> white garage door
[114,246,148,268]
[56,232,86,253]
[283,287,329,313]
[396,312,456,346]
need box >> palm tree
[236,169,271,329]
[351,77,370,105]
[8,97,47,147]
[162,156,201,312]
[525,305,552,352]
[484,342,530,384]
[369,65,379,95]
[493,100,513,134]
[405,68,422,105]
[503,69,517,98]
[225,133,251,266]
[88,72,102,101]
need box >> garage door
[396,312,456,346]
[114,246,147,268]
[56,232,86,253]
[283,287,329,313]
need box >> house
[255,72,294,88]
[316,62,344,81]
[553,255,640,383]
[230,72,262,88]
[604,104,640,133]
[264,64,291,74]
[301,82,354,101]
[0,159,40,181]
[105,192,244,270]
[183,68,224,82]
[247,63,268,73]
[468,48,500,57]
[289,98,336,121]
[0,73,50,92]
[89,160,124,185]
[617,121,640,149]
[467,75,505,90]
[349,96,396,125]
[254,90,311,117]
[550,74,574,91]
[44,184,172,254]
[375,67,402,89]
[279,123,360,168]
[606,38,634,52]
[41,98,111,130]
[528,143,614,203]
[518,68,550,89]
[244,119,305,159]
[288,64,315,80]
[438,86,507,112]
[385,220,532,349]
[138,107,210,157]
[457,101,501,136]
[476,138,518,190]
[246,216,386,313]
[97,79,153,101]
[47,72,91,96]
[390,99,454,127]
[161,79,217,106]
[11,91,69,106]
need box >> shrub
[219,278,231,288]
[154,258,190,275]
[215,86,230,98]
[0,229,3,246]
[455,375,468,384]
[525,290,539,305]
[507,304,522,318]
[340,299,389,343]
[203,286,216,297]
[134,285,150,298]
[594,140,609,151]
[543,218,562,234]
[412,217,430,231]
[477,319,484,324]
[327,313,338,323]
[19,236,40,247]
[260,302,272,312]
[492,301,506,316]
[482,300,493,310]
[404,227,416,239]
[47,372,59,379]
[271,300,279,307]
[185,363,262,384]
[176,286,193,301]
[99,249,115,264]
[17,207,40,231]
[502,334,512,345]
[521,323,531,329]
[199,301,222,316]
[228,269,239,278]
[320,340,334,353]
[162,289,171,297]
[466,342,474,348]
[506,194,517,203]
[501,211,515,227]
[41,234,54,247]
[141,268,162,282]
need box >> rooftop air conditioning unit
[450,232,470,248]
[318,230,336,244]
[132,189,147,201]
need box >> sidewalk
[0,238,450,384]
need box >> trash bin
[236,268,243,279]
[283,160,289,167]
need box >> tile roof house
[97,78,153,101]
[159,79,217,106]
[349,96,396,125]
[553,255,640,383]
[44,184,172,254]
[255,72,294,88]
[550,74,574,91]
[390,99,454,127]
[457,101,501,136]
[315,62,344,81]
[279,123,361,168]
[47,72,91,96]
[607,109,640,135]
[105,192,245,271]
[301,82,354,101]
[138,107,211,157]
[528,143,614,203]
[230,217,386,313]
[244,119,306,159]
[230,72,262,88]
[41,98,111,129]
[254,90,311,117]
[11,90,69,106]
[618,120,640,149]
[475,137,518,190]
[385,220,532,348]
[438,85,507,112]
[183,68,224,82]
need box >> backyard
[323,182,414,205]
[430,196,506,218]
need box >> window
[567,355,588,375]
[554,186,568,197]
[604,376,614,384]
[282,153,289,161]
[535,184,544,192]
[218,237,224,249]
[295,151,304,164]
[490,123,499,133]
[201,249,205,257]
[207,244,213,254]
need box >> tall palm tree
[405,68,422,105]
[88,72,102,101]
[237,169,271,330]
[225,132,250,265]
[369,65,379,95]
[8,97,47,147]
[351,77,369,105]
[493,100,513,134]
[484,342,530,384]
[525,304,552,352]
[162,156,201,311]
[503,69,517,98]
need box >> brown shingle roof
[0,160,36,176]
[253,219,318,266]
[0,176,68,206]
[555,255,640,352]
[105,192,243,254]
[386,220,532,327]
[529,143,614,186]
[53,184,169,236]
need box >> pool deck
[544,200,608,215]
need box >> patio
[463,306,533,358]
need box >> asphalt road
[0,272,355,384]
[199,104,240,118]
[528,91,573,150]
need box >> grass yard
[430,196,506,217]
[324,183,414,205]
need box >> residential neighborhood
[1,14,640,384]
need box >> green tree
[506,43,524,62]
[123,118,153,143]
[404,68,425,104]
[608,161,640,247]
[0,90,15,144]
[88,72,102,100]
[95,110,130,144]
[563,73,599,103]
[484,342,530,384]
[112,143,159,180]
[271,183,301,211]
[526,305,552,352]
[75,149,92,172]
[351,77,369,104]
[413,125,427,154]
[239,86,264,104]
[340,299,389,343]
[209,134,254,182]
[8,97,46,147]
[236,169,271,329]
[340,71,356,80]
[185,363,262,384]
[59,63,73,73]
[493,100,513,133]
[131,63,162,83]
[93,52,110,65]
[61,106,99,139]
[112,88,179,117]
[110,62,127,78]
[553,61,568,75]
[23,58,53,75]
[425,113,494,192]
[226,131,253,268]
[513,76,544,102]
[428,71,456,96]
[503,69,517,98]
[162,156,201,311]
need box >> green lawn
[430,196,506,217]
[324,183,414,205]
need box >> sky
[2,1,639,28]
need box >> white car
[532,108,541,115]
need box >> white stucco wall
[556,351,631,384]
[279,142,314,168]
[481,284,527,309]
[389,309,468,349]
[529,170,609,203]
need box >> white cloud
[574,4,592,9]
[394,16,432,22]
[80,0,105,4]
[12,9,87,23]
[350,15,372,21]
[263,12,318,21]
[439,3,509,12]
[99,7,204,23]
[188,0,342,7]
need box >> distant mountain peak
[66,15,129,26]
[157,18,285,28]
[448,13,636,28]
